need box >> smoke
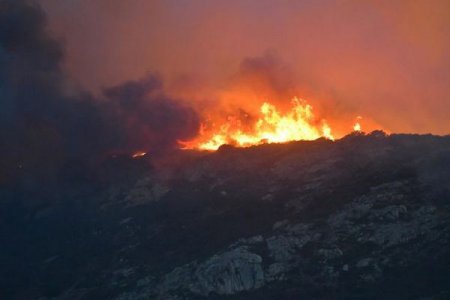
[0,0,199,188]
[223,53,299,111]
[40,0,450,135]
[103,77,200,154]
[172,52,367,139]
[232,53,382,136]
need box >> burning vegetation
[132,151,147,158]
[182,97,362,151]
[353,116,362,132]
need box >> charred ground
[1,132,450,299]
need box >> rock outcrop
[132,177,443,299]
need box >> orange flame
[182,97,337,151]
[353,116,362,132]
[132,151,147,158]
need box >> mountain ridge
[2,132,450,299]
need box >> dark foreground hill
[2,132,450,299]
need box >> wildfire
[353,116,362,132]
[182,97,337,151]
[132,151,147,158]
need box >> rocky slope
[2,132,450,299]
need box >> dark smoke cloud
[0,0,199,188]
[103,77,200,154]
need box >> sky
[40,0,450,135]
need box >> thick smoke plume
[0,0,199,188]
[103,76,199,155]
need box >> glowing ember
[353,116,362,132]
[132,151,147,158]
[182,97,336,151]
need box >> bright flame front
[182,97,336,151]
[353,116,362,132]
[132,151,147,158]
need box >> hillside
[2,132,450,299]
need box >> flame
[182,97,337,151]
[132,151,147,158]
[353,116,362,132]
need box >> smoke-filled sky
[1,0,449,187]
[40,0,450,134]
[0,0,200,186]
